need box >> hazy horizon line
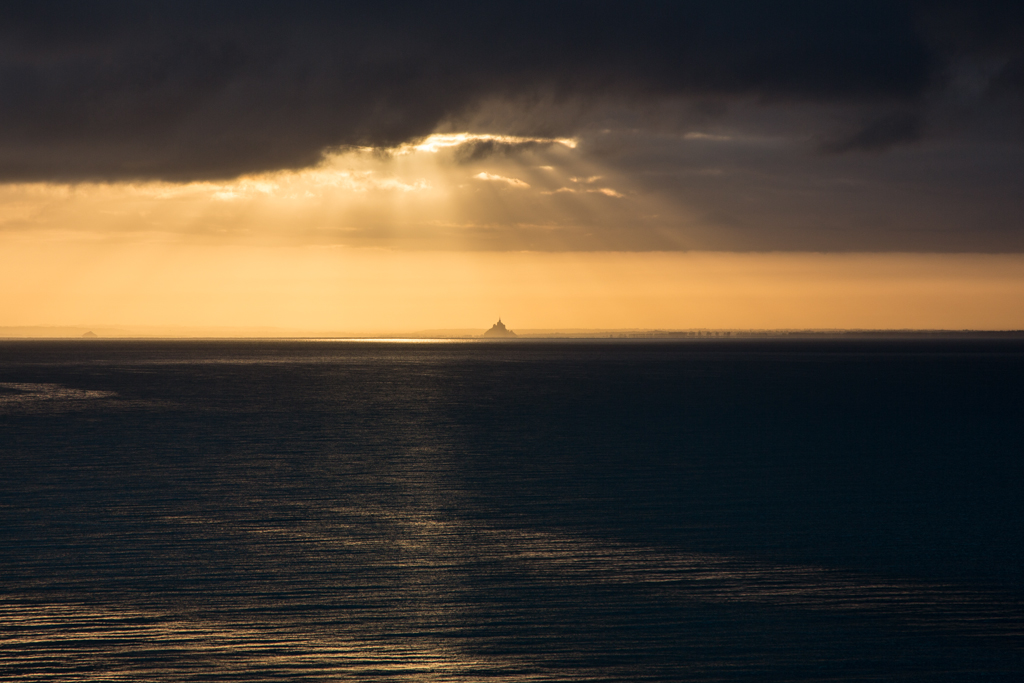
[3,326,1023,340]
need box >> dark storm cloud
[1,0,1020,181]
[822,111,925,153]
[579,124,1024,252]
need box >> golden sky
[2,134,1022,334]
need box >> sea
[0,338,1021,681]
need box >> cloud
[0,1,1021,181]
[389,133,576,164]
[2,131,1023,253]
[683,133,733,142]
[822,111,924,153]
[394,134,576,156]
[542,186,623,198]
[474,172,529,188]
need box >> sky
[1,1,1023,333]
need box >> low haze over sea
[1,339,1022,681]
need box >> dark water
[1,339,1022,681]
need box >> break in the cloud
[2,128,1021,252]
[0,1,1022,252]
[0,134,648,251]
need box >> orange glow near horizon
[2,240,1023,334]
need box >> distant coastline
[2,326,1023,340]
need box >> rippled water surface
[1,339,1022,681]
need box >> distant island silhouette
[82,331,97,338]
[482,319,517,338]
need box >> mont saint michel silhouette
[483,318,517,338]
